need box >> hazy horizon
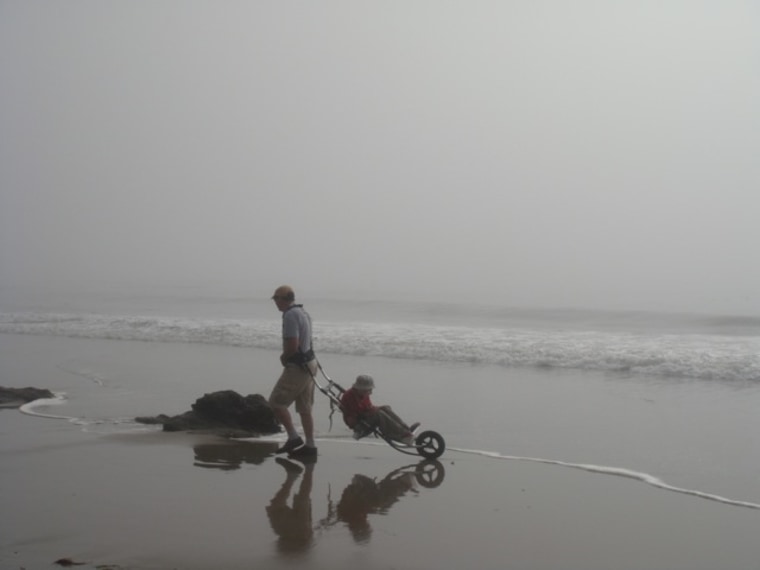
[2,2,759,316]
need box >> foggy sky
[1,2,759,315]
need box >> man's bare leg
[299,412,315,447]
[274,406,297,438]
[273,406,307,455]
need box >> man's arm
[280,336,299,366]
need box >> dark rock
[133,414,173,425]
[135,390,280,437]
[54,558,86,566]
[0,386,55,408]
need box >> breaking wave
[1,311,759,383]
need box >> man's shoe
[289,453,317,466]
[275,436,304,454]
[275,457,304,475]
[288,445,317,458]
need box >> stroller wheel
[415,430,445,459]
[415,460,445,488]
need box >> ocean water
[2,283,760,508]
[2,284,759,384]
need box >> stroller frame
[310,362,446,460]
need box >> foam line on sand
[449,447,760,511]
[18,394,74,421]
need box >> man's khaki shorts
[268,361,317,414]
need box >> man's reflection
[192,441,316,555]
[191,441,445,551]
[266,457,315,556]
[330,461,445,543]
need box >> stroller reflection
[321,460,445,543]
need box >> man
[269,285,318,457]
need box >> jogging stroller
[311,364,446,460]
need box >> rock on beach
[136,390,280,437]
[0,386,55,408]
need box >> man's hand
[280,336,299,366]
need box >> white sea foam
[449,446,760,511]
[75,417,161,434]
[18,395,159,434]
[2,311,759,383]
[18,393,73,420]
[290,437,760,510]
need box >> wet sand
[2,333,760,569]
[2,414,760,569]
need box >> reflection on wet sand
[337,469,414,542]
[267,457,316,556]
[190,440,445,557]
[193,440,279,470]
[321,461,446,543]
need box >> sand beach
[2,331,760,570]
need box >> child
[340,375,419,444]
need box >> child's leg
[375,406,412,441]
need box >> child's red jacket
[340,388,377,428]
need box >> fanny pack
[287,348,315,366]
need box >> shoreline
[2,332,760,569]
[3,420,760,570]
